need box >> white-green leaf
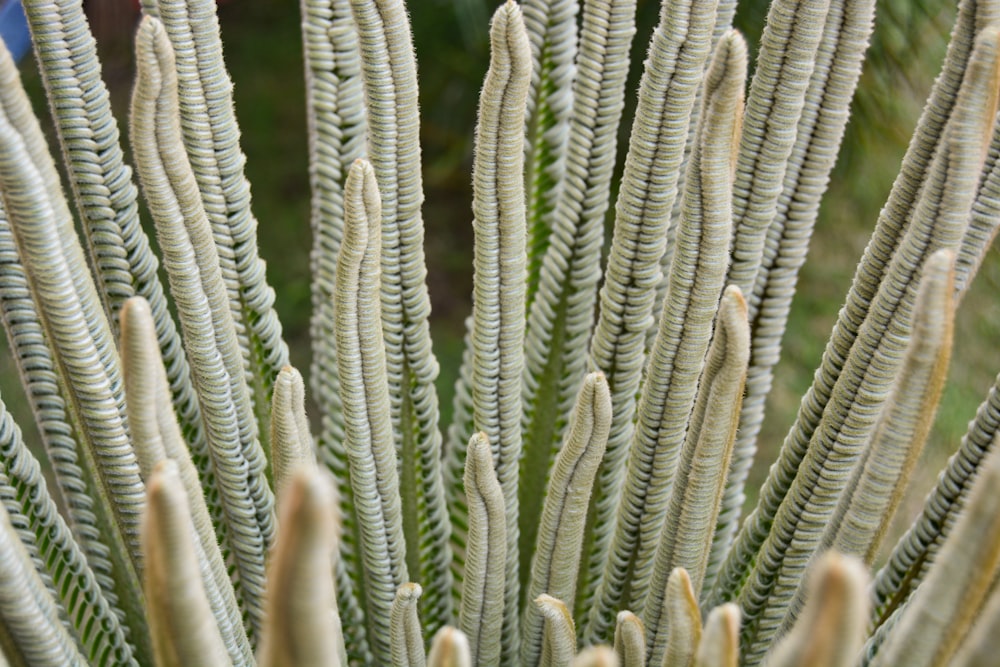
[581,0,721,639]
[334,157,408,664]
[143,461,230,667]
[522,372,611,667]
[258,469,344,667]
[130,15,276,636]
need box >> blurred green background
[10,0,1000,551]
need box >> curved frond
[523,372,611,667]
[726,0,831,297]
[144,0,290,436]
[818,251,954,568]
[591,27,742,629]
[0,498,87,666]
[349,0,452,631]
[300,3,370,655]
[270,366,317,497]
[461,3,532,659]
[19,2,213,516]
[520,0,636,587]
[580,0,721,637]
[716,22,1000,660]
[391,583,426,667]
[130,14,276,636]
[873,368,1000,624]
[719,0,877,568]
[0,201,126,634]
[868,431,1000,667]
[0,41,148,654]
[0,391,136,665]
[711,0,1000,613]
[120,296,251,665]
[521,0,575,305]
[645,286,748,667]
[334,157,408,664]
[459,433,506,667]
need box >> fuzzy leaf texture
[0,1,998,667]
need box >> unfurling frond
[335,157,408,665]
[3,2,1000,667]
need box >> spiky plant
[1,0,1000,665]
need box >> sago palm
[1,0,1000,666]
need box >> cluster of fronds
[1,0,1000,665]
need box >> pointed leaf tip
[144,460,229,667]
[767,552,868,667]
[259,468,340,667]
[428,627,471,667]
[614,611,646,667]
[695,604,740,667]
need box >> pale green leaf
[349,0,452,632]
[258,469,344,667]
[0,197,129,652]
[459,433,506,667]
[130,15,276,636]
[523,372,611,667]
[726,0,831,298]
[820,250,955,568]
[391,584,426,667]
[581,0,721,639]
[334,157,408,664]
[0,391,136,665]
[143,461,229,667]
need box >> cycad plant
[1,0,1000,664]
